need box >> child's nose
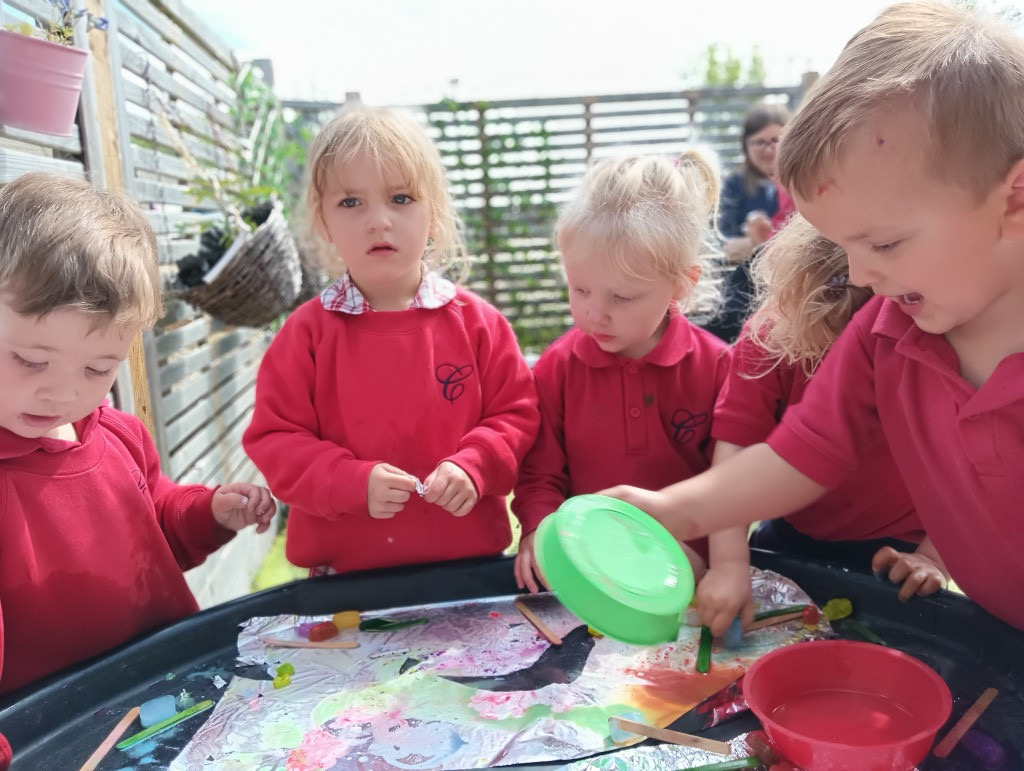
[847,251,881,289]
[586,299,610,322]
[366,207,392,232]
[39,379,77,405]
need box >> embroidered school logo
[131,466,148,494]
[670,408,709,444]
[435,363,474,404]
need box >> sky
[179,1,911,106]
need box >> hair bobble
[825,274,849,295]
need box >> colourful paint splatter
[171,570,823,770]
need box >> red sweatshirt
[0,406,233,694]
[243,289,539,573]
[513,315,730,559]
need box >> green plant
[3,0,106,45]
[429,99,567,353]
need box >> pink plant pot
[0,29,89,136]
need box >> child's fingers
[897,571,924,601]
[217,491,251,511]
[449,493,476,517]
[871,545,899,575]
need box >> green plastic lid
[535,494,695,645]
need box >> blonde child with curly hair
[243,105,539,575]
[702,215,945,632]
[604,2,1024,631]
[513,152,744,632]
[0,173,276,698]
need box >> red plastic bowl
[743,640,951,770]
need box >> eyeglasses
[748,137,781,150]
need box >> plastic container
[743,640,952,770]
[0,29,89,136]
[534,494,695,644]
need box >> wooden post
[85,0,156,437]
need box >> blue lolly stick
[116,699,214,750]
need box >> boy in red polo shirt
[604,2,1024,631]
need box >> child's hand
[212,483,276,533]
[367,463,418,519]
[745,212,774,246]
[422,461,478,517]
[696,561,754,638]
[872,545,948,601]
[514,530,548,594]
[598,485,670,525]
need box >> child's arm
[242,313,391,519]
[696,440,754,636]
[102,407,236,570]
[511,348,570,593]
[872,537,949,601]
[436,302,540,505]
[603,442,827,542]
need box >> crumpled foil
[170,569,829,770]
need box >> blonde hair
[555,151,721,314]
[0,173,162,328]
[780,2,1024,203]
[746,214,872,376]
[307,105,466,277]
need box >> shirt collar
[869,295,961,371]
[571,310,695,368]
[320,268,457,315]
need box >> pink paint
[285,727,351,770]
[489,611,501,618]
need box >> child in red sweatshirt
[0,173,276,705]
[243,106,539,574]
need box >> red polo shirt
[769,295,1024,630]
[513,314,730,560]
[714,328,921,543]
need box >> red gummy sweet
[801,605,821,625]
[308,621,339,641]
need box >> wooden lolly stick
[745,610,804,632]
[261,637,359,649]
[609,716,731,755]
[79,706,139,771]
[515,600,563,645]
[933,687,998,758]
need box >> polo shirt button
[627,365,638,375]
[630,407,641,418]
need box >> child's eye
[570,287,589,296]
[613,294,636,303]
[13,353,45,369]
[871,240,901,253]
[87,367,114,377]
[340,197,359,208]
[392,194,413,205]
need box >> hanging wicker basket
[176,204,302,327]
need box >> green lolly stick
[116,699,214,750]
[753,604,808,622]
[696,625,713,673]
